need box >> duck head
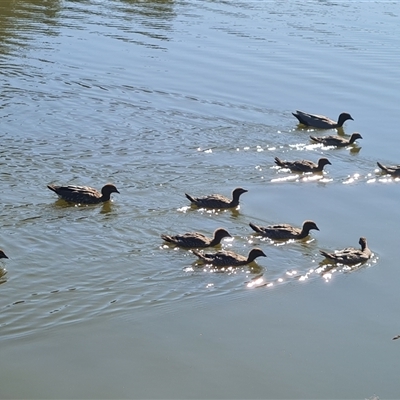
[349,132,363,144]
[317,158,332,169]
[213,228,232,242]
[359,237,368,250]
[302,220,320,234]
[337,112,354,127]
[232,187,248,199]
[247,248,267,263]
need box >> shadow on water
[0,0,62,54]
[105,0,176,48]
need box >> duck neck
[247,252,258,263]
[298,228,309,239]
[100,193,111,202]
[209,237,220,246]
[231,193,241,206]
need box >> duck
[274,156,331,173]
[192,248,266,267]
[292,110,354,129]
[0,250,8,259]
[47,183,120,204]
[185,187,248,209]
[249,220,319,240]
[320,237,372,265]
[376,162,400,177]
[310,132,362,147]
[161,228,231,248]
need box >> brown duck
[48,183,120,204]
[161,228,231,248]
[0,249,8,259]
[376,162,400,177]
[320,237,372,265]
[310,132,362,147]
[249,220,319,240]
[193,248,266,267]
[292,110,354,129]
[185,187,248,209]
[274,157,331,173]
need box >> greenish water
[1,1,400,398]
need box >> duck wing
[289,160,318,172]
[191,194,232,208]
[321,247,369,265]
[264,224,301,239]
[311,135,346,146]
[48,185,102,204]
[275,158,315,172]
[195,250,246,266]
[252,223,300,239]
[162,232,210,248]
[293,111,335,128]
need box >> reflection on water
[186,262,263,276]
[271,172,332,184]
[0,266,7,285]
[118,0,175,23]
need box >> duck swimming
[47,183,120,204]
[320,237,372,265]
[192,248,266,267]
[310,132,362,147]
[161,228,231,248]
[185,187,248,209]
[293,110,353,129]
[376,162,400,177]
[249,220,319,240]
[274,157,331,173]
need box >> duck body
[293,110,353,129]
[47,183,119,204]
[376,162,400,176]
[161,228,231,248]
[193,248,266,267]
[249,220,319,240]
[185,187,248,209]
[320,237,372,265]
[310,132,362,147]
[0,250,8,259]
[274,157,331,173]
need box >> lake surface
[1,0,400,398]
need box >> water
[1,0,400,398]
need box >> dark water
[1,1,400,398]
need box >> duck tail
[249,222,262,233]
[376,162,387,172]
[310,135,319,143]
[185,193,195,203]
[292,112,305,124]
[320,250,331,259]
[192,250,204,260]
[274,157,284,166]
[161,234,173,243]
[47,185,57,193]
